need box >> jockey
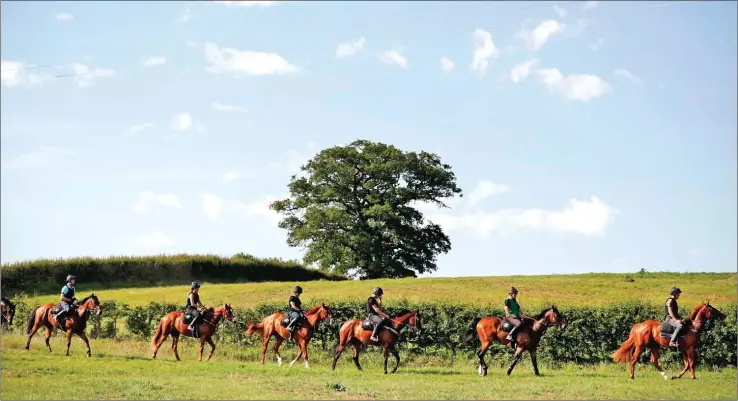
[285,286,304,339]
[504,287,524,344]
[54,275,77,321]
[186,282,205,333]
[664,287,684,347]
[366,287,391,342]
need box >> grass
[21,272,737,309]
[2,334,736,400]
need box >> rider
[504,287,524,345]
[186,282,205,333]
[285,286,304,339]
[54,275,77,322]
[664,287,684,347]
[366,287,391,342]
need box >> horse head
[392,310,422,334]
[319,303,333,324]
[700,301,726,322]
[543,305,567,329]
[79,293,102,317]
[408,310,423,334]
[221,303,236,323]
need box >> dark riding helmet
[509,287,519,295]
[66,274,76,283]
[670,287,682,295]
[373,287,384,296]
[191,282,201,290]
[293,286,303,294]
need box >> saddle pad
[280,317,290,327]
[501,321,513,333]
[361,320,374,331]
[183,313,194,325]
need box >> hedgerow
[0,253,346,295]
[5,296,735,368]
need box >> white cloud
[203,194,225,221]
[134,230,174,250]
[440,57,454,72]
[1,60,50,88]
[212,102,249,113]
[336,37,365,59]
[142,56,167,67]
[231,194,285,226]
[203,42,299,76]
[426,196,618,238]
[130,191,183,214]
[179,8,194,22]
[510,58,539,84]
[125,122,154,137]
[55,13,73,21]
[516,20,564,51]
[467,181,510,207]
[552,5,567,18]
[583,1,598,10]
[212,1,278,7]
[537,68,611,102]
[223,170,252,181]
[269,142,319,174]
[470,28,499,76]
[614,68,642,84]
[590,38,604,52]
[378,49,408,69]
[170,112,193,131]
[1,146,75,170]
[71,63,115,87]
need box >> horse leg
[152,330,169,360]
[383,345,390,374]
[687,348,697,379]
[206,337,216,361]
[530,349,541,376]
[331,342,346,371]
[288,348,303,368]
[676,348,697,379]
[506,348,524,376]
[389,345,400,374]
[477,341,491,377]
[648,345,668,380]
[273,336,285,366]
[198,337,205,361]
[260,334,271,365]
[301,339,310,369]
[25,320,43,350]
[65,329,73,356]
[629,344,646,379]
[43,324,54,353]
[351,340,363,371]
[171,333,181,361]
[76,331,92,358]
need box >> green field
[23,272,737,309]
[2,334,736,400]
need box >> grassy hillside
[25,272,736,309]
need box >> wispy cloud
[336,37,365,59]
[125,122,154,137]
[614,68,642,84]
[378,48,408,69]
[470,28,499,76]
[55,13,73,21]
[212,103,249,113]
[142,56,167,68]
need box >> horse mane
[391,309,414,318]
[688,302,708,320]
[304,304,324,315]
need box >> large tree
[269,140,463,279]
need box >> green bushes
[0,253,346,295]
[6,295,735,368]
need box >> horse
[331,310,422,374]
[24,294,102,357]
[245,303,333,369]
[612,301,726,380]
[466,305,567,377]
[1,297,16,327]
[151,303,235,361]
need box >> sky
[1,1,736,278]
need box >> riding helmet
[293,286,303,294]
[373,287,384,296]
[509,287,519,295]
[191,282,201,290]
[66,274,76,283]
[670,287,681,295]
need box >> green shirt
[504,297,520,317]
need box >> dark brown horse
[466,306,567,377]
[151,304,235,361]
[612,301,726,380]
[246,303,333,368]
[331,310,422,374]
[1,297,15,327]
[25,294,102,357]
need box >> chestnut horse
[1,297,15,327]
[466,306,567,377]
[24,294,102,357]
[331,310,422,374]
[612,301,726,380]
[151,304,235,361]
[246,303,333,369]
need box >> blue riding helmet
[191,282,201,290]
[66,275,76,283]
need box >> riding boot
[370,324,380,342]
[506,326,519,341]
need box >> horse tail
[26,306,40,334]
[151,318,165,349]
[464,317,482,343]
[245,321,264,335]
[612,330,637,364]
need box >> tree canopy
[269,140,463,279]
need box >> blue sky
[1,1,736,277]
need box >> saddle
[50,304,76,325]
[660,320,688,340]
[501,317,515,333]
[361,319,374,331]
[280,315,303,328]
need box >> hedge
[0,253,346,295]
[5,296,736,368]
